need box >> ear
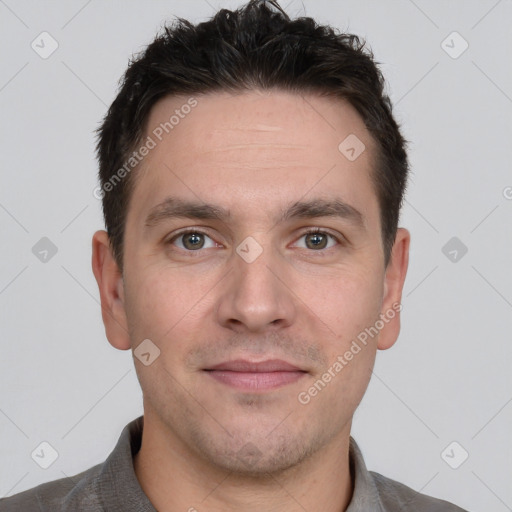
[91,230,131,350]
[377,228,410,350]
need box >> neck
[133,412,354,512]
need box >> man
[0,1,468,510]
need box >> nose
[215,243,297,333]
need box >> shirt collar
[96,415,156,511]
[346,436,386,511]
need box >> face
[93,89,409,475]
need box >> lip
[204,359,307,391]
[207,359,303,372]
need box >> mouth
[203,359,307,392]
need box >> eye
[294,228,340,251]
[166,228,341,253]
[168,230,218,251]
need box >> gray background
[1,0,511,510]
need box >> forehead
[144,89,372,163]
[131,89,378,227]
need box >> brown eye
[181,232,205,250]
[295,229,339,251]
[169,230,216,251]
[305,232,329,250]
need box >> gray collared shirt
[0,416,468,511]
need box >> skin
[92,89,409,512]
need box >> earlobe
[377,228,410,351]
[91,230,131,351]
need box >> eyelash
[166,227,342,253]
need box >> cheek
[297,266,383,343]
[309,268,382,410]
[124,268,217,348]
[325,348,375,423]
[124,271,177,341]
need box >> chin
[191,425,323,476]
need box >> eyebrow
[144,196,365,230]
